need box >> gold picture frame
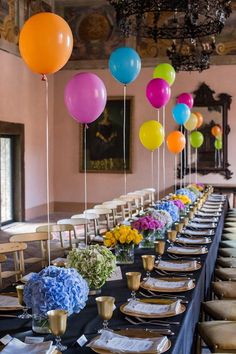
[79,96,133,173]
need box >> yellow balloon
[184,113,198,131]
[139,120,164,151]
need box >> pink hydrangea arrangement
[133,215,164,232]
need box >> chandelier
[108,0,232,71]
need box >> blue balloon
[109,47,141,85]
[172,103,191,125]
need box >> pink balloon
[64,72,107,124]
[146,78,171,109]
[177,92,194,109]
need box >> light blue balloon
[109,47,141,85]
[172,103,191,125]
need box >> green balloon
[153,63,176,86]
[190,131,204,148]
[214,139,222,150]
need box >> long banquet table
[0,198,228,354]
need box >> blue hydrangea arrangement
[155,201,179,223]
[23,266,89,315]
[176,188,197,203]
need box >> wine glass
[141,255,155,278]
[16,285,32,319]
[167,229,177,247]
[95,296,115,332]
[154,240,166,261]
[47,309,68,352]
[126,272,141,301]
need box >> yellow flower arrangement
[190,183,204,192]
[170,194,191,205]
[104,225,143,248]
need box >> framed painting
[80,96,133,173]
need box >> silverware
[135,316,180,325]
[167,254,201,261]
[125,316,170,327]
[115,327,175,335]
[140,290,187,299]
[139,291,188,304]
[155,269,193,277]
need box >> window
[0,122,25,226]
[0,137,13,224]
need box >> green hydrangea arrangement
[67,244,116,290]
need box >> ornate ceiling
[1,0,236,68]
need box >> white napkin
[21,273,34,283]
[188,222,216,229]
[196,211,221,217]
[192,217,219,223]
[158,260,197,269]
[144,277,193,289]
[183,229,212,236]
[177,236,210,244]
[89,330,168,353]
[169,246,207,254]
[1,338,55,354]
[124,299,181,315]
[0,295,22,308]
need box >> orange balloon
[166,131,186,154]
[211,125,221,137]
[194,112,204,129]
[19,12,73,75]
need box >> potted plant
[23,266,89,333]
[104,225,143,264]
[67,244,116,295]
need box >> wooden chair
[92,206,113,231]
[10,232,52,268]
[0,242,27,286]
[57,218,88,245]
[72,213,99,238]
[36,224,76,250]
[0,255,7,288]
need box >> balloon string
[84,124,88,247]
[157,109,160,201]
[43,75,51,267]
[188,132,191,186]
[184,129,187,188]
[180,125,183,189]
[151,151,154,190]
[162,107,166,194]
[174,154,177,193]
[195,149,198,184]
[123,84,127,195]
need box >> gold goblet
[16,285,31,319]
[154,240,166,261]
[47,309,68,352]
[96,296,115,332]
[141,255,155,278]
[167,229,177,247]
[126,272,141,300]
[176,222,184,233]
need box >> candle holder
[167,230,177,247]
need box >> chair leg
[0,264,2,289]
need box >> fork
[155,269,193,277]
[139,291,188,304]
[135,316,180,325]
[167,254,201,261]
[140,289,187,299]
[125,316,170,327]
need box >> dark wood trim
[0,121,25,223]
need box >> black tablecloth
[0,200,228,354]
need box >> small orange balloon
[166,131,186,154]
[19,12,73,75]
[211,125,221,137]
[194,112,204,129]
